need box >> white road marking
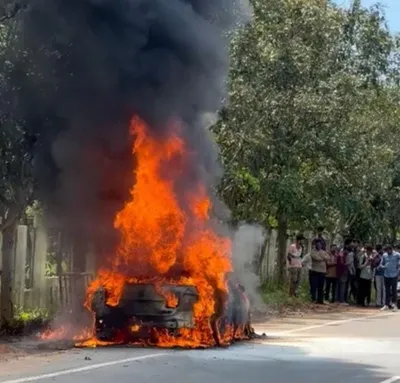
[255,311,395,336]
[261,337,400,357]
[379,377,400,383]
[271,312,394,335]
[0,353,167,383]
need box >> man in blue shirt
[381,245,400,311]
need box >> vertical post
[276,213,289,285]
[285,234,292,277]
[1,225,16,323]
[73,243,96,315]
[32,219,48,309]
[267,229,278,278]
[302,231,313,283]
[260,231,270,282]
[305,231,313,254]
[259,234,268,282]
[13,225,28,309]
[86,242,96,276]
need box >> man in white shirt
[287,234,305,297]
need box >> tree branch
[0,1,26,23]
[0,186,33,232]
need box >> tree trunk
[0,224,16,325]
[276,212,288,286]
[390,223,397,244]
[258,235,269,281]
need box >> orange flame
[85,116,235,347]
[131,324,140,332]
[159,289,178,308]
[39,325,94,342]
[39,326,69,341]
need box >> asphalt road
[0,310,399,383]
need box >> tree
[0,15,35,324]
[215,0,400,283]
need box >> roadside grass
[261,277,380,315]
[261,278,311,313]
[0,308,50,336]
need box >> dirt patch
[0,343,28,362]
[251,304,328,322]
[279,303,348,317]
[251,302,371,323]
[0,336,71,363]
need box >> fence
[0,222,328,315]
[0,222,95,315]
[24,273,94,312]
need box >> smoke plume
[7,0,251,258]
[231,223,266,309]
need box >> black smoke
[7,0,250,262]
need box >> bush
[1,308,50,336]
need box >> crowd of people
[287,228,400,311]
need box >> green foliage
[215,0,400,246]
[0,17,35,231]
[261,278,310,311]
[1,308,50,335]
[14,307,49,324]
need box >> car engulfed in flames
[76,116,254,348]
[91,278,251,347]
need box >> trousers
[309,270,325,304]
[375,275,385,307]
[384,277,398,307]
[288,268,302,296]
[357,278,371,306]
[325,277,337,303]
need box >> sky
[336,0,400,32]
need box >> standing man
[381,245,400,311]
[325,245,338,303]
[353,240,363,301]
[357,245,373,307]
[336,246,349,305]
[287,234,305,297]
[372,244,385,308]
[309,239,331,304]
[312,226,327,251]
[346,241,357,303]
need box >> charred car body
[91,277,252,346]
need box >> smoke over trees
[0,0,251,323]
[1,0,250,259]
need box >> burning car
[79,117,254,348]
[90,275,251,347]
